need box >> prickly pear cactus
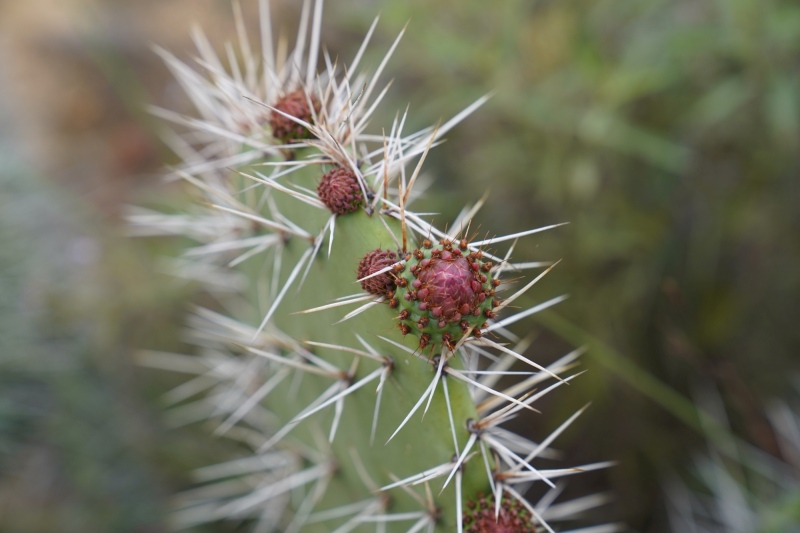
[133,2,613,532]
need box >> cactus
[133,1,615,531]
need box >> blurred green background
[1,0,798,531]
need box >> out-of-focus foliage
[0,66,220,532]
[667,386,800,532]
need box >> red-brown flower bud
[463,494,538,533]
[318,167,364,215]
[357,249,398,297]
[269,89,320,142]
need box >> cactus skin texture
[135,1,615,532]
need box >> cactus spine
[135,1,613,531]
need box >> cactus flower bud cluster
[388,238,499,351]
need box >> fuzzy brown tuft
[269,89,320,142]
[357,249,398,297]
[318,166,364,215]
